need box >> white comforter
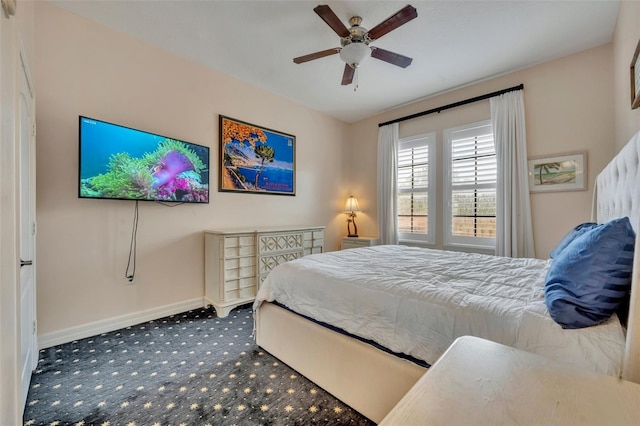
[254,245,626,376]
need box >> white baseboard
[38,297,206,349]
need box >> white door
[18,48,37,408]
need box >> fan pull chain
[354,67,359,92]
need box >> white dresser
[204,226,324,317]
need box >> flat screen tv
[79,116,210,203]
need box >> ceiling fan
[293,4,418,86]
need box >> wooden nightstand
[341,236,378,250]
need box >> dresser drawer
[308,247,323,255]
[341,236,378,250]
[224,235,255,257]
[224,260,256,280]
[258,232,303,254]
[258,251,303,275]
[303,231,323,247]
[224,277,256,300]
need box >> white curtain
[490,90,535,258]
[377,123,399,245]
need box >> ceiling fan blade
[367,5,418,41]
[314,5,350,38]
[293,48,339,64]
[341,64,355,85]
[371,47,413,68]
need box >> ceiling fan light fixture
[339,42,369,68]
[294,4,417,86]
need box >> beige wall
[347,44,614,259]
[34,1,640,339]
[613,0,640,150]
[35,3,349,336]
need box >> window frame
[397,132,436,245]
[443,120,496,250]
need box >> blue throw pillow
[544,217,635,329]
[549,222,599,259]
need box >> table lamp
[344,195,360,237]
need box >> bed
[253,130,640,423]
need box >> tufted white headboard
[596,131,640,234]
[595,130,640,383]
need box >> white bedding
[254,245,626,376]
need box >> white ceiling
[49,0,620,123]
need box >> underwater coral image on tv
[79,116,210,203]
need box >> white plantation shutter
[444,121,496,248]
[397,133,435,243]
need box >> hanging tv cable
[125,200,139,282]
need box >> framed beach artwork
[630,37,640,110]
[219,115,295,195]
[528,151,587,193]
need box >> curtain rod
[378,83,524,127]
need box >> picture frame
[219,115,295,195]
[631,37,640,110]
[528,151,587,193]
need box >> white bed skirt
[255,302,426,423]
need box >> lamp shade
[344,196,361,213]
[339,43,369,67]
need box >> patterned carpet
[23,305,375,426]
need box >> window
[397,133,435,244]
[444,121,496,249]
